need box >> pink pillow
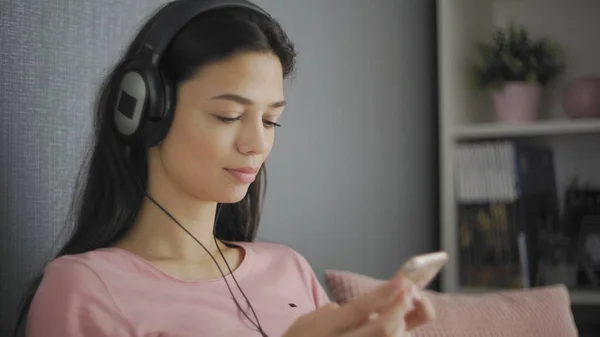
[324,270,578,337]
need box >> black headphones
[112,0,271,148]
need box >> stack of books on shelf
[454,141,559,289]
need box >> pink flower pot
[562,76,600,119]
[491,82,543,123]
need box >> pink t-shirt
[26,241,331,337]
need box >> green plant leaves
[469,22,565,90]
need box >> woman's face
[150,51,285,203]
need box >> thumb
[345,288,413,337]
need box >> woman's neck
[116,147,233,261]
[116,192,225,262]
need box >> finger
[319,302,341,311]
[334,280,405,331]
[405,292,435,331]
[311,303,341,322]
[288,303,341,336]
[343,289,410,337]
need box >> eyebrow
[211,93,287,108]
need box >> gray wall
[254,0,437,282]
[0,0,437,334]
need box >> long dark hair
[14,3,296,335]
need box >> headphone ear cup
[144,70,175,147]
[113,61,153,147]
[143,67,165,122]
[160,70,175,129]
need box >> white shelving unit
[454,119,600,140]
[437,0,600,306]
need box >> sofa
[324,270,579,337]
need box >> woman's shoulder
[237,240,316,271]
[35,248,139,306]
[240,240,293,252]
[239,240,305,258]
[34,249,126,306]
[28,250,133,336]
[43,248,127,279]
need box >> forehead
[182,52,285,102]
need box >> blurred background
[1,0,599,336]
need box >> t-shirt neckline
[99,240,254,285]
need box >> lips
[225,167,259,184]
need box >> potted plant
[470,22,565,123]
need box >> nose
[236,116,269,156]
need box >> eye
[263,121,281,129]
[216,116,241,123]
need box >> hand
[282,274,434,337]
[389,269,436,332]
[400,283,435,332]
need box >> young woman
[16,1,435,336]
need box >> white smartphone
[397,251,449,289]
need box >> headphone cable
[212,204,267,336]
[145,194,268,337]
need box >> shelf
[453,118,600,140]
[569,290,600,306]
[437,0,600,298]
[456,286,600,305]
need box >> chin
[216,186,251,204]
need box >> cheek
[179,123,232,171]
[264,133,275,157]
[162,117,229,179]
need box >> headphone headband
[113,0,272,148]
[139,0,271,66]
